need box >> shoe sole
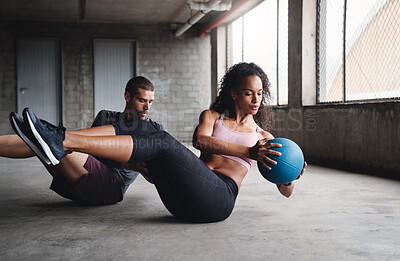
[10,114,51,165]
[24,110,60,165]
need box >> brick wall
[0,27,16,134]
[0,21,211,142]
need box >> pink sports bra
[211,113,260,170]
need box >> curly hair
[210,62,274,130]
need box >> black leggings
[114,121,238,223]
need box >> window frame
[316,0,400,104]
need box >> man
[2,76,163,205]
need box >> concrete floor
[0,156,399,261]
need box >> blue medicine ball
[257,138,304,184]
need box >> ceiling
[0,0,191,24]
[0,0,263,35]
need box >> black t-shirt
[92,110,164,133]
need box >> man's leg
[7,110,122,205]
[45,152,89,185]
[0,133,89,185]
[46,152,123,205]
[23,108,124,165]
[0,134,35,158]
[5,112,90,185]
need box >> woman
[15,63,305,222]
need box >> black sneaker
[23,108,71,165]
[9,112,51,165]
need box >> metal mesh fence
[317,0,400,103]
[317,0,345,103]
[277,0,289,105]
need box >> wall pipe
[198,0,254,37]
[186,0,231,11]
[174,0,222,37]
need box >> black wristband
[283,182,292,186]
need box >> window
[317,0,400,103]
[229,0,289,106]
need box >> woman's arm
[276,162,307,197]
[277,183,294,198]
[193,110,251,158]
[249,130,283,170]
[193,110,281,167]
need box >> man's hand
[122,161,148,175]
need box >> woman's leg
[138,132,238,222]
[104,130,238,222]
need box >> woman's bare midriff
[200,154,248,189]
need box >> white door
[17,38,61,124]
[94,39,136,115]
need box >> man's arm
[92,110,111,128]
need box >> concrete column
[211,25,227,102]
[288,0,303,108]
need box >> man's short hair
[125,76,154,98]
